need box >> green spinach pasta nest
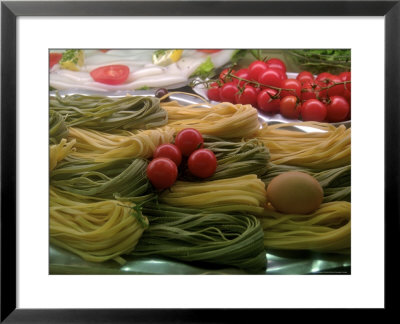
[49,94,168,131]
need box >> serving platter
[49,89,351,275]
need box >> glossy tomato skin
[50,53,63,69]
[257,88,280,113]
[233,68,250,87]
[90,65,130,85]
[326,96,350,122]
[258,68,282,88]
[296,71,314,84]
[248,60,268,82]
[301,99,327,122]
[235,85,258,106]
[220,82,238,103]
[280,79,302,98]
[280,95,301,119]
[146,157,178,190]
[188,149,217,179]
[174,128,204,157]
[266,58,287,73]
[207,82,221,102]
[153,144,182,167]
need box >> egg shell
[266,171,323,214]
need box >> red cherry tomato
[248,60,268,81]
[280,79,302,98]
[153,144,182,167]
[146,157,178,190]
[316,72,334,82]
[235,85,258,106]
[207,82,221,102]
[326,96,350,122]
[219,68,235,83]
[174,128,204,157]
[50,53,63,69]
[326,75,345,97]
[280,95,301,119]
[296,71,314,84]
[266,58,287,73]
[90,65,130,85]
[220,82,238,103]
[301,82,318,101]
[196,50,222,53]
[339,71,351,92]
[188,149,217,179]
[233,68,250,87]
[258,68,282,88]
[301,99,327,122]
[257,88,280,113]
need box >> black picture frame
[1,0,399,322]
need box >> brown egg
[266,171,323,214]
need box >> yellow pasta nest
[161,100,261,139]
[256,122,351,169]
[68,126,175,162]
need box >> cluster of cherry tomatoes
[146,128,217,190]
[206,58,351,123]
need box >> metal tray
[49,90,351,275]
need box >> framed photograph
[1,0,398,322]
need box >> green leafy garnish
[190,57,215,79]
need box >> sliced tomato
[49,53,63,69]
[90,65,130,85]
[99,49,110,53]
[196,50,222,54]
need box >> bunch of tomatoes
[206,58,351,123]
[146,128,217,190]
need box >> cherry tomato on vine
[219,68,235,83]
[233,68,250,87]
[257,88,280,113]
[146,157,178,190]
[296,71,314,84]
[326,96,350,122]
[90,65,130,85]
[248,60,268,81]
[339,71,351,92]
[316,72,334,82]
[235,85,258,106]
[280,78,302,98]
[301,99,327,122]
[266,58,287,73]
[50,53,63,69]
[153,144,182,167]
[188,149,218,179]
[174,128,204,157]
[301,82,318,101]
[207,82,221,102]
[280,95,301,119]
[258,68,282,88]
[326,75,345,97]
[220,82,238,103]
